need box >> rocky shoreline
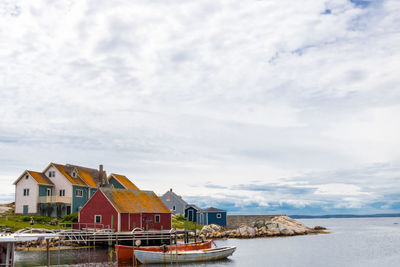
[193,215,327,239]
[16,215,326,250]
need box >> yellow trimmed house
[13,163,109,217]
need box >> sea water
[14,217,400,266]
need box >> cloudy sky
[0,0,399,215]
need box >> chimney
[99,164,106,186]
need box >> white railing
[38,196,72,204]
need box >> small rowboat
[134,246,237,264]
[116,240,213,262]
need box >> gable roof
[108,174,139,190]
[43,163,105,187]
[13,170,54,186]
[101,188,171,214]
[203,207,226,212]
[185,204,202,211]
[66,164,106,188]
[51,163,87,186]
[163,190,188,205]
[28,171,54,186]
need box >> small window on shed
[95,215,101,224]
[216,213,222,219]
[155,215,160,223]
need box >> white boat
[134,246,236,264]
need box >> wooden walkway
[58,228,177,246]
[55,223,198,246]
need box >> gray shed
[160,188,188,215]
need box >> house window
[155,215,160,223]
[72,171,76,178]
[95,215,101,224]
[46,188,52,196]
[76,189,83,197]
[59,189,65,196]
[172,205,176,211]
[166,195,170,201]
[25,175,29,179]
[23,189,29,196]
[216,213,222,219]
[48,171,55,177]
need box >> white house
[14,163,107,217]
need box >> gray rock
[200,225,214,235]
[314,225,326,230]
[265,222,279,230]
[239,225,256,238]
[253,220,265,228]
[210,224,222,232]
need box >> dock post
[174,227,177,245]
[194,221,197,242]
[109,215,114,247]
[5,242,11,267]
[58,232,61,266]
[184,219,188,244]
[46,239,50,267]
[146,224,149,246]
[161,225,163,244]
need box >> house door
[142,215,154,230]
[47,188,51,196]
[23,205,28,214]
[188,210,193,221]
[66,206,71,215]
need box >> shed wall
[78,191,119,231]
[160,192,186,215]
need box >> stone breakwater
[196,215,327,239]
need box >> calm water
[15,217,400,266]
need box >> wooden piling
[46,239,50,267]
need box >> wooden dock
[58,228,177,246]
[54,223,199,246]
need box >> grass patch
[0,214,60,231]
[172,215,204,230]
[0,212,78,231]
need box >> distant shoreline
[290,213,400,219]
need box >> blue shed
[184,204,202,222]
[199,207,227,226]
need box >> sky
[0,0,399,215]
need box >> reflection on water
[15,247,116,266]
[14,218,400,267]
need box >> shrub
[22,216,31,222]
[62,212,78,223]
[21,216,51,223]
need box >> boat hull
[116,240,212,262]
[134,246,236,264]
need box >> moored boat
[134,246,237,264]
[116,240,213,262]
